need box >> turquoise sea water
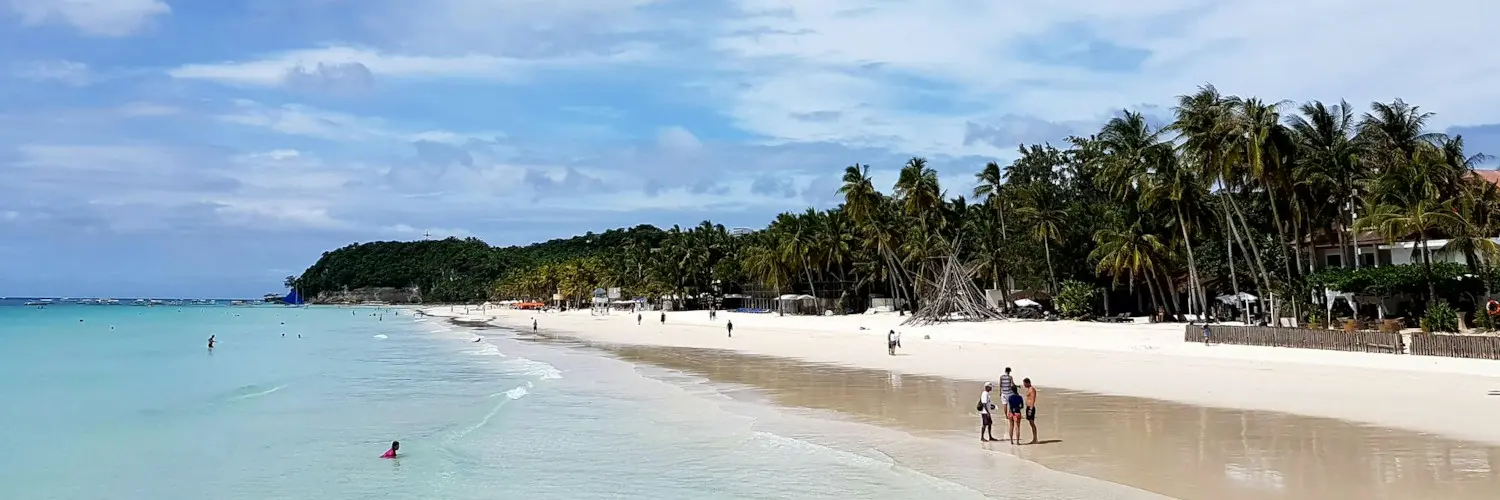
[0,301,1051,500]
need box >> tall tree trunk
[1228,194,1276,323]
[1144,272,1162,320]
[1177,204,1207,318]
[1225,209,1244,323]
[1161,267,1183,321]
[1420,233,1436,304]
[802,255,819,299]
[1266,190,1301,326]
[1226,203,1265,323]
[1043,237,1057,294]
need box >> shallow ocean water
[2,302,1077,500]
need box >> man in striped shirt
[998,367,1016,419]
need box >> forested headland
[293,84,1500,330]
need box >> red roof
[1473,170,1500,185]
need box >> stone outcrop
[313,286,422,304]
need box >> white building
[1311,233,1495,270]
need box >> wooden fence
[1409,335,1500,360]
[1185,325,1404,354]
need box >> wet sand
[509,329,1499,500]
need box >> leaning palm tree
[1090,221,1170,309]
[972,160,1009,235]
[1357,195,1466,304]
[1015,184,1067,293]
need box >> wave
[452,383,532,442]
[229,384,287,401]
[472,342,507,358]
[373,334,388,339]
[500,357,562,380]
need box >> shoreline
[420,305,1500,446]
[421,305,1500,500]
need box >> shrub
[1054,280,1098,319]
[1422,302,1460,333]
[1304,310,1324,329]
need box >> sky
[3,0,1499,298]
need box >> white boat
[23,299,53,307]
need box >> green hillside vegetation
[294,84,1500,325]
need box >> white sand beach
[422,306,1500,446]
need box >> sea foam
[501,357,562,380]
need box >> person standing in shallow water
[1006,388,1025,444]
[207,335,215,350]
[978,382,996,442]
[532,318,537,331]
[1023,378,1039,444]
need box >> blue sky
[3,0,1498,298]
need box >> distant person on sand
[1202,323,1211,346]
[381,440,399,459]
[660,312,666,325]
[637,313,642,325]
[887,330,898,356]
[978,382,996,442]
[1006,388,1025,444]
[727,320,733,338]
[532,319,538,331]
[1023,378,1038,444]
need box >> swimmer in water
[381,441,399,458]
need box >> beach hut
[776,294,817,315]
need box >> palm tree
[1015,184,1067,293]
[1358,195,1465,303]
[1090,221,1170,310]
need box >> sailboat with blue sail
[283,289,305,306]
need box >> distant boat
[283,290,305,306]
[24,299,53,307]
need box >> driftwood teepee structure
[903,251,1004,326]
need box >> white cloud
[115,102,180,117]
[5,0,169,36]
[381,224,473,239]
[707,0,1500,151]
[215,99,502,144]
[213,202,347,230]
[169,44,651,87]
[11,60,92,86]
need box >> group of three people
[978,367,1038,444]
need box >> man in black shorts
[1023,378,1039,444]
[978,382,996,442]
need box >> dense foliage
[297,84,1500,323]
[1423,302,1461,333]
[293,226,665,303]
[1054,280,1098,319]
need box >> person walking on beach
[532,318,537,331]
[1023,378,1039,444]
[1006,388,1025,444]
[726,320,733,338]
[1202,323,1211,346]
[637,313,642,325]
[887,330,898,356]
[978,382,997,442]
[660,312,666,325]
